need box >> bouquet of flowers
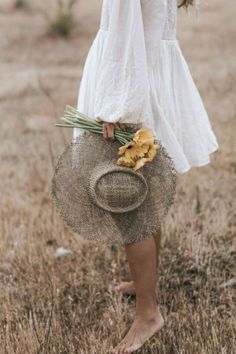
[56,105,160,171]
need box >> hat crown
[89,165,148,213]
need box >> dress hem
[177,145,219,174]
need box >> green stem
[57,106,140,146]
[62,118,102,132]
[66,106,101,126]
[63,116,96,127]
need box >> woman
[73,0,219,353]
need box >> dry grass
[0,0,235,353]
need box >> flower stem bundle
[56,105,134,145]
[56,105,159,170]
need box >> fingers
[102,122,108,139]
[102,122,115,141]
[115,123,126,131]
[107,124,115,140]
[119,123,126,131]
[102,122,126,141]
[114,123,121,131]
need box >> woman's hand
[102,122,125,140]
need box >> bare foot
[114,281,136,295]
[111,306,164,353]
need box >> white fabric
[73,0,219,173]
[94,0,148,125]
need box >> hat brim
[51,132,177,245]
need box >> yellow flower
[116,128,159,170]
[118,141,150,159]
[147,143,160,160]
[136,144,150,157]
[118,142,138,160]
[133,128,155,146]
[117,156,136,167]
[118,141,135,156]
[133,157,151,171]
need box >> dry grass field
[0,0,235,353]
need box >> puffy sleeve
[94,0,167,124]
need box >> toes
[119,337,136,353]
[117,342,127,354]
[125,344,141,353]
[113,280,123,290]
[111,341,127,354]
[114,284,122,291]
[114,283,126,293]
[111,343,125,354]
[120,346,129,354]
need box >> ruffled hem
[147,39,219,173]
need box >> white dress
[73,0,219,174]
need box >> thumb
[115,123,126,131]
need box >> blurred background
[0,0,235,353]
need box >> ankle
[136,299,159,319]
[135,307,161,322]
[136,293,158,306]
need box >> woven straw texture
[89,164,148,213]
[51,131,177,246]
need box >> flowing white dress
[73,0,219,174]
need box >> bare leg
[111,235,164,353]
[115,226,162,296]
[153,225,161,269]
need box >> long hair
[178,0,194,8]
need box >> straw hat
[51,131,177,245]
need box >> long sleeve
[94,0,167,124]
